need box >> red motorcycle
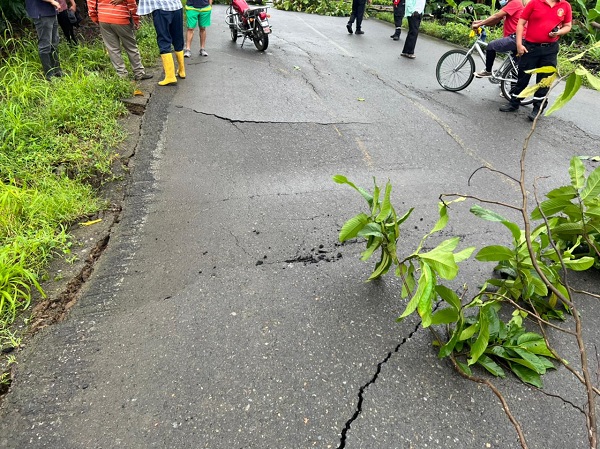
[226,0,271,51]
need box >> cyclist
[471,0,527,78]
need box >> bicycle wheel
[499,64,535,106]
[436,50,476,92]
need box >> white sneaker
[183,49,191,58]
[200,49,208,57]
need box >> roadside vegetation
[0,17,158,386]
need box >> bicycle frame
[465,38,518,84]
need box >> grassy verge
[0,19,157,383]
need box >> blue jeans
[485,34,516,72]
[152,8,184,54]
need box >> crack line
[337,320,422,448]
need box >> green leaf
[360,238,382,261]
[396,207,414,226]
[569,157,586,191]
[470,205,507,222]
[580,166,600,203]
[435,284,462,310]
[368,250,392,281]
[563,256,595,271]
[332,175,373,206]
[339,213,370,241]
[530,198,573,220]
[357,222,384,238]
[417,286,434,328]
[398,262,434,320]
[546,185,577,200]
[420,246,459,280]
[517,333,554,358]
[453,246,476,262]
[552,222,584,235]
[431,202,449,234]
[475,245,514,262]
[468,307,490,365]
[456,360,472,376]
[398,262,416,298]
[512,348,551,374]
[525,65,557,74]
[430,307,459,325]
[376,182,392,222]
[459,322,479,341]
[477,354,506,377]
[509,363,543,387]
[439,321,462,358]
[546,72,582,116]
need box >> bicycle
[435,28,534,106]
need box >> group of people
[473,0,572,121]
[25,0,213,85]
[347,0,425,58]
[347,0,572,121]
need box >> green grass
[0,19,158,358]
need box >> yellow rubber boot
[158,53,177,86]
[175,50,186,79]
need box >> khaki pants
[99,22,145,78]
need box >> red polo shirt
[521,0,572,43]
[502,0,524,36]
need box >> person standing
[88,0,152,81]
[25,0,64,80]
[137,0,186,86]
[346,0,372,35]
[499,0,572,120]
[390,0,405,41]
[184,0,213,58]
[471,0,526,77]
[400,0,425,58]
[57,0,78,45]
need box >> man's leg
[185,28,194,53]
[33,16,55,79]
[100,22,128,77]
[528,43,559,120]
[500,44,539,111]
[391,1,404,39]
[355,0,366,32]
[200,28,207,51]
[401,14,421,55]
[117,23,148,79]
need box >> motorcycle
[226,0,271,51]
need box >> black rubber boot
[39,51,53,80]
[391,28,401,40]
[49,46,63,77]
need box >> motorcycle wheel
[230,26,238,42]
[253,27,269,51]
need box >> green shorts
[185,6,212,29]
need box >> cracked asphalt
[1,7,600,449]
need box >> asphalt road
[1,7,600,449]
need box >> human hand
[472,20,482,30]
[516,43,527,56]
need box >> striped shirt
[137,0,183,16]
[87,0,139,26]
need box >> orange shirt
[87,0,139,26]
